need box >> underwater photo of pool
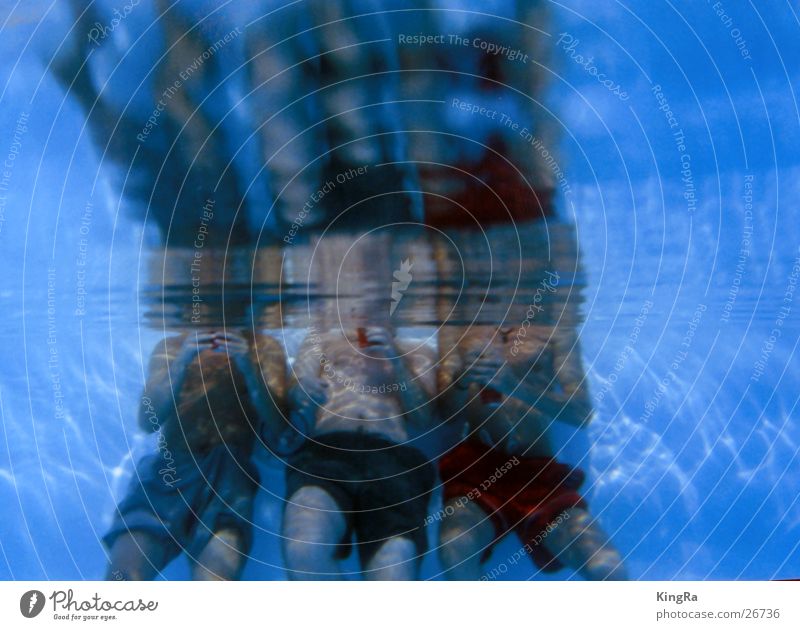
[0,0,798,586]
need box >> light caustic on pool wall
[640,303,707,423]
[595,299,654,404]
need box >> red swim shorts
[439,439,587,572]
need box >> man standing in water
[282,325,437,580]
[104,329,290,580]
[436,323,627,580]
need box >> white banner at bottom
[0,581,796,629]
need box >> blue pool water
[0,1,799,580]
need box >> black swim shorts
[103,444,259,560]
[285,431,435,566]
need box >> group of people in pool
[51,0,626,580]
[103,308,627,580]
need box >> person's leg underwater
[106,531,171,581]
[363,536,419,581]
[282,485,348,580]
[191,528,249,581]
[438,498,496,580]
[541,506,627,580]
